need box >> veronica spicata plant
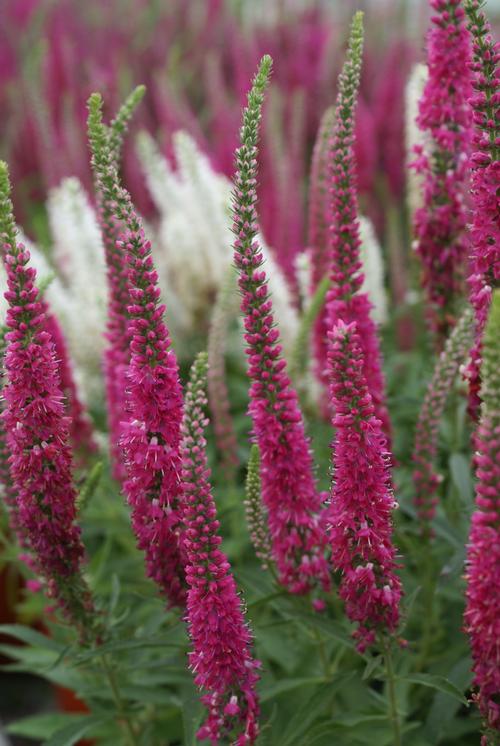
[0,7,498,746]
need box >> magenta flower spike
[181,353,260,745]
[464,290,500,743]
[0,330,31,556]
[232,56,331,596]
[411,0,473,344]
[0,161,95,639]
[92,87,145,482]
[463,0,500,417]
[98,197,131,482]
[43,310,97,457]
[308,106,336,416]
[327,319,401,652]
[88,93,186,608]
[324,13,392,440]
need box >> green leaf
[181,683,204,746]
[425,657,472,743]
[400,674,468,705]
[0,624,63,651]
[330,713,388,727]
[45,715,110,746]
[260,676,327,703]
[277,674,354,746]
[449,453,473,503]
[7,713,85,739]
[291,610,354,649]
[75,634,185,663]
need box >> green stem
[382,640,402,746]
[416,543,437,671]
[100,655,139,746]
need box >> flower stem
[382,639,402,746]
[100,654,139,746]
[416,544,437,671]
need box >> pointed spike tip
[0,161,10,196]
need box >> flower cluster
[323,12,391,439]
[411,0,473,343]
[180,353,260,745]
[463,0,500,417]
[413,307,474,532]
[232,56,330,596]
[0,161,95,639]
[44,311,97,458]
[308,105,335,299]
[327,320,401,652]
[0,329,28,552]
[90,87,145,481]
[464,290,500,742]
[88,94,186,607]
[0,227,97,456]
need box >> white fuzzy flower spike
[405,63,428,218]
[137,129,298,353]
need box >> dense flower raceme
[464,290,500,743]
[0,225,97,456]
[411,0,473,344]
[0,327,30,554]
[463,0,500,417]
[327,320,401,652]
[180,353,260,745]
[0,162,95,638]
[413,307,474,532]
[323,12,392,439]
[88,94,186,607]
[308,105,335,299]
[232,55,330,596]
[92,87,145,482]
[43,311,97,458]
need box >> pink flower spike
[88,92,186,608]
[464,289,500,740]
[43,311,97,457]
[180,353,260,745]
[411,0,473,344]
[324,13,391,440]
[89,87,145,483]
[327,319,401,652]
[0,160,95,640]
[232,56,331,596]
[462,0,500,418]
[120,223,186,608]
